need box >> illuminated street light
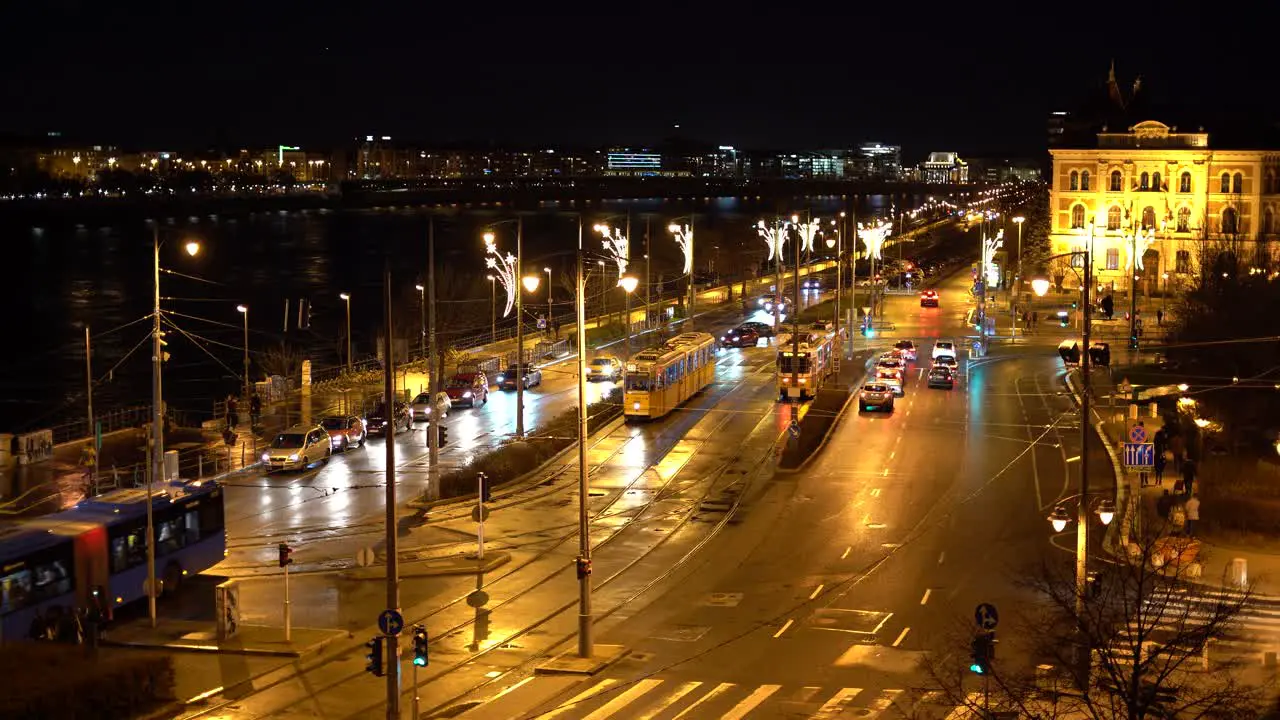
[1048,506,1071,533]
[618,275,639,294]
[521,274,541,293]
[1096,499,1116,526]
[756,219,789,261]
[185,241,201,257]
[669,222,693,275]
[857,221,892,260]
[792,215,820,253]
[1177,383,1189,392]
[1031,277,1052,297]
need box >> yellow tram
[776,327,835,401]
[623,332,717,420]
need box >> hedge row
[436,387,623,500]
[0,645,174,719]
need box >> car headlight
[262,452,270,462]
[758,298,765,305]
[496,374,504,382]
[288,453,299,462]
[463,391,472,398]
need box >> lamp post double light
[237,305,250,402]
[149,227,201,627]
[339,292,352,373]
[1011,215,1025,341]
[669,219,695,326]
[594,223,634,354]
[487,275,497,342]
[756,218,789,339]
[415,284,426,361]
[484,222,539,439]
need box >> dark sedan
[498,364,543,390]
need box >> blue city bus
[0,479,225,641]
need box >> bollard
[1232,558,1248,588]
[198,455,203,479]
[241,444,246,466]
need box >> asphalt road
[454,266,1120,719]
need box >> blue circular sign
[378,609,404,636]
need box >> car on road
[498,363,543,391]
[932,340,956,359]
[587,356,623,382]
[859,383,895,412]
[801,277,821,290]
[446,372,488,408]
[920,289,940,307]
[876,356,906,375]
[720,326,760,348]
[927,366,955,390]
[739,321,775,338]
[893,340,918,361]
[320,415,366,451]
[263,423,331,472]
[366,401,411,435]
[933,354,958,370]
[758,294,788,312]
[875,369,904,396]
[410,392,437,421]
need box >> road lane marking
[938,551,946,565]
[870,487,881,497]
[773,618,795,638]
[809,584,825,600]
[812,687,863,718]
[721,684,781,720]
[945,694,985,719]
[888,450,896,459]
[672,683,736,719]
[581,678,663,719]
[868,689,904,717]
[542,679,619,718]
[841,546,851,559]
[892,627,910,647]
[882,468,889,476]
[635,682,701,720]
[920,588,932,605]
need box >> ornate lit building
[1049,120,1280,294]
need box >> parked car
[587,356,623,382]
[859,383,895,412]
[499,364,543,390]
[320,415,366,451]
[720,326,761,348]
[446,372,488,408]
[366,401,411,435]
[262,424,331,472]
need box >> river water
[1,192,922,433]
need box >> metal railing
[47,405,196,447]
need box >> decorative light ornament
[793,216,821,253]
[983,229,1004,286]
[857,221,892,260]
[756,219,790,261]
[1131,228,1156,271]
[483,233,518,317]
[594,224,630,279]
[669,223,693,275]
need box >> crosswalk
[1101,588,1280,666]
[458,676,996,720]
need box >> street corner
[341,550,512,581]
[534,643,629,675]
[102,619,349,658]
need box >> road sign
[1128,423,1147,444]
[356,546,375,567]
[471,505,490,523]
[1124,442,1155,470]
[378,609,404,636]
[975,603,999,630]
[788,420,800,438]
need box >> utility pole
[515,216,526,439]
[686,214,695,326]
[644,216,652,333]
[849,204,858,348]
[625,211,632,356]
[382,267,402,719]
[428,220,439,475]
[791,214,801,396]
[148,226,162,628]
[575,219,593,659]
[85,325,96,495]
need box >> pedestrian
[1185,493,1200,537]
[1157,489,1174,520]
[1156,308,1164,326]
[1139,469,1150,488]
[79,442,96,496]
[27,608,47,641]
[1031,310,1039,329]
[250,392,262,428]
[1181,459,1196,499]
[1154,451,1167,485]
[226,395,239,431]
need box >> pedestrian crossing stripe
[457,676,1005,719]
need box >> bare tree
[922,521,1263,719]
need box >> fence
[47,406,197,447]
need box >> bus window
[110,523,147,573]
[626,373,651,391]
[0,545,73,615]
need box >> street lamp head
[521,274,540,293]
[236,304,248,313]
[543,267,552,273]
[825,237,836,249]
[1013,216,1025,224]
[1096,499,1116,526]
[1031,278,1051,297]
[184,240,201,257]
[487,274,495,282]
[1177,383,1190,392]
[483,231,495,244]
[1048,506,1071,533]
[339,292,350,301]
[668,223,681,234]
[790,214,799,223]
[597,260,606,266]
[618,275,639,294]
[593,224,608,234]
[414,284,424,292]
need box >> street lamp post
[487,275,496,342]
[544,267,553,337]
[415,284,425,362]
[1012,215,1025,341]
[237,305,250,402]
[339,293,352,374]
[573,218,593,659]
[484,221,538,439]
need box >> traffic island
[534,644,628,675]
[342,550,511,580]
[102,620,347,657]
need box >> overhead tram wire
[161,317,247,381]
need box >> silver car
[859,383,895,412]
[262,424,331,472]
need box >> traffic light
[365,636,384,676]
[412,625,429,667]
[277,542,294,568]
[575,556,592,580]
[480,473,492,503]
[437,424,449,447]
[969,632,994,674]
[1129,333,1139,350]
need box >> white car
[893,340,918,361]
[932,341,956,360]
[875,369,904,396]
[587,356,623,382]
[263,424,331,472]
[876,357,906,374]
[410,391,451,422]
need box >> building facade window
[1069,170,1079,191]
[1110,170,1123,192]
[1106,248,1120,270]
[1176,250,1191,273]
[1071,205,1086,229]
[1081,170,1091,191]
[1180,172,1192,193]
[1267,171,1277,194]
[1152,172,1162,191]
[1177,206,1191,232]
[1140,172,1150,190]
[1221,173,1231,193]
[1265,207,1275,235]
[1223,207,1239,235]
[1233,173,1243,194]
[1107,205,1122,230]
[1142,206,1156,229]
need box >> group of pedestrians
[1019,310,1040,332]
[1147,420,1202,537]
[27,604,102,646]
[224,392,263,432]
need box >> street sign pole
[476,474,485,561]
[284,561,291,642]
[382,269,401,719]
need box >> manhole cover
[702,592,744,607]
[651,625,711,642]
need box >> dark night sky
[1,4,1273,160]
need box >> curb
[775,352,877,475]
[1063,370,1126,559]
[101,627,346,659]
